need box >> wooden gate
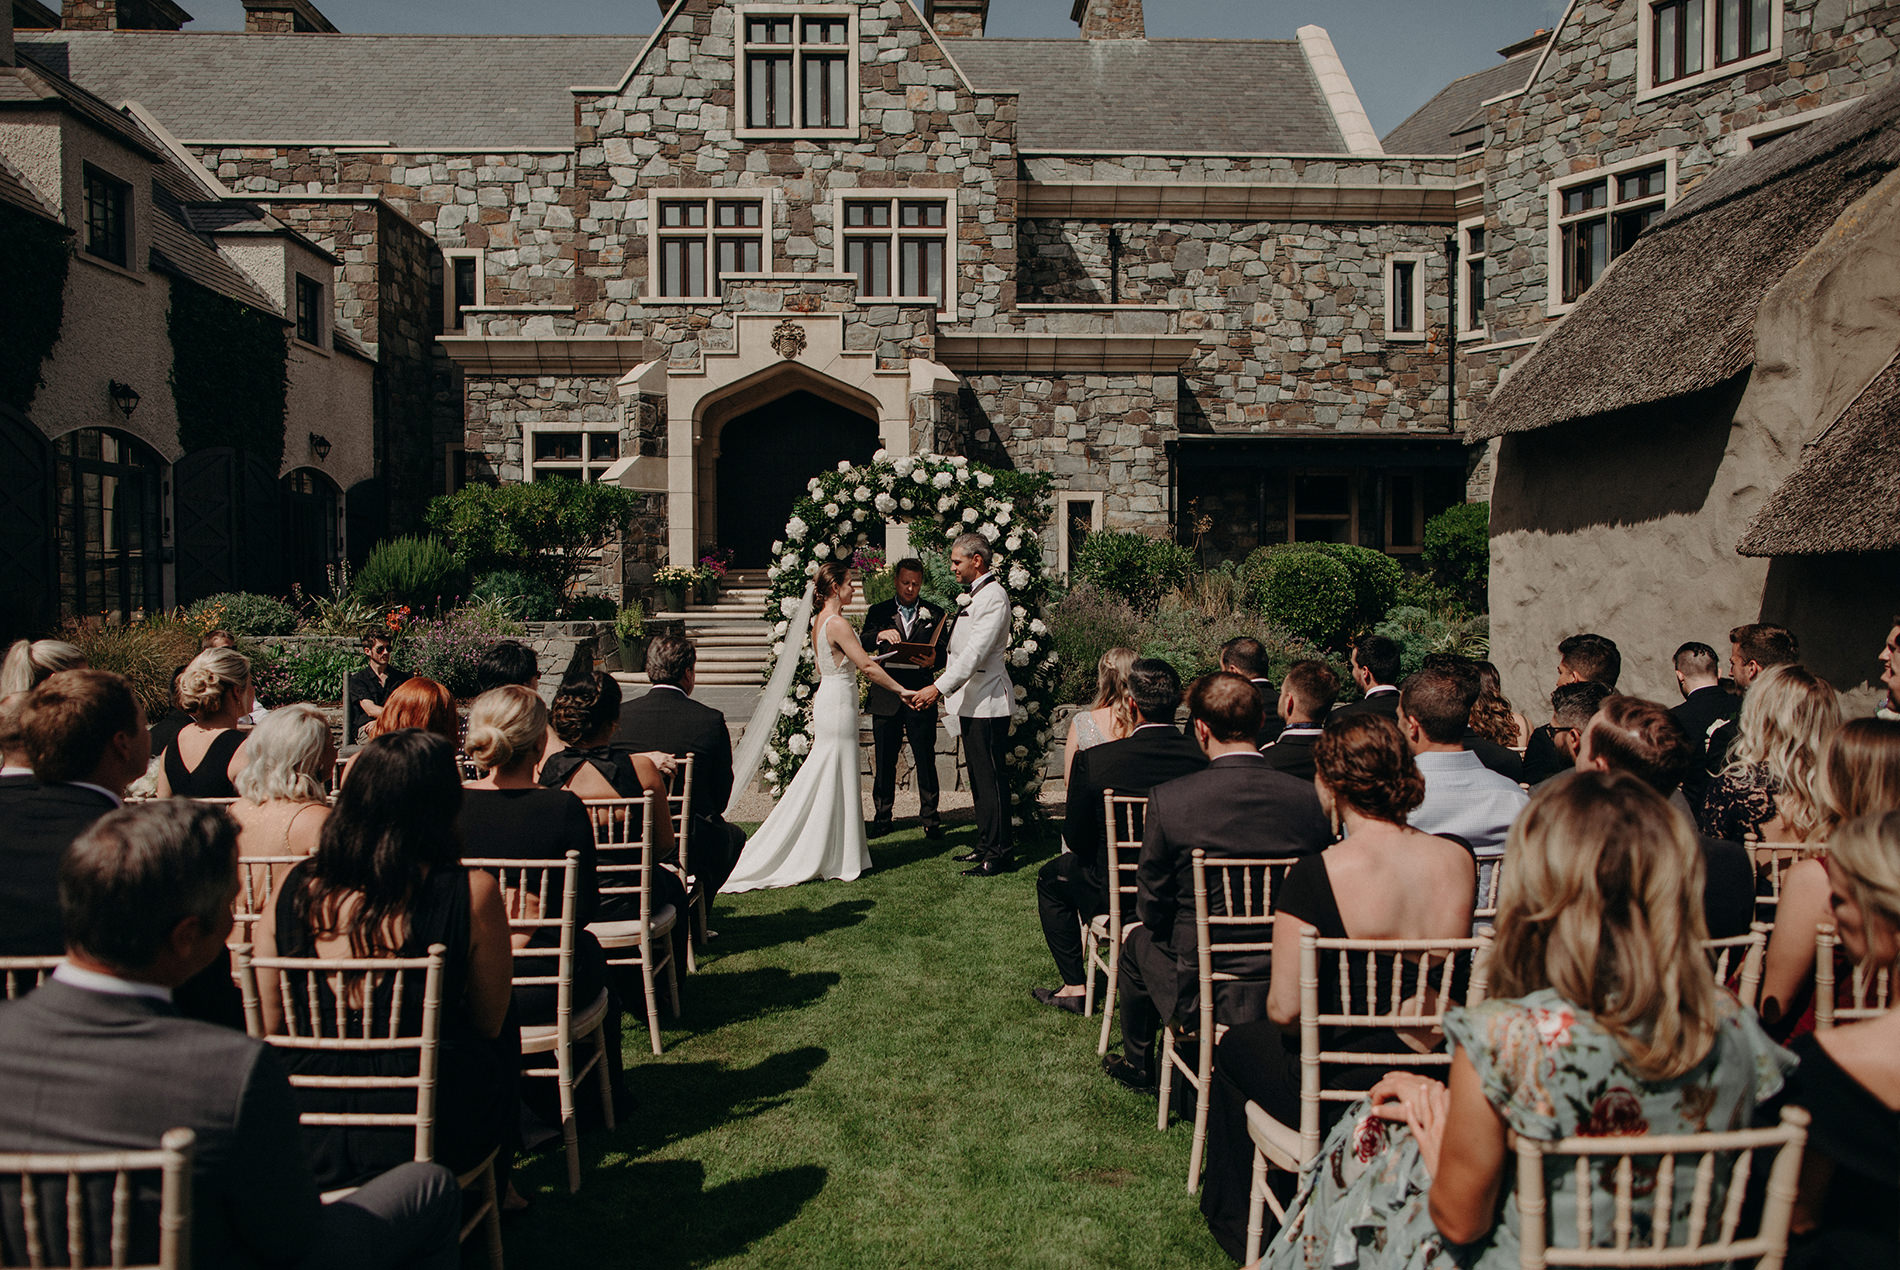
[173,447,284,604]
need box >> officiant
[860,557,949,839]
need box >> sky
[174,0,1570,137]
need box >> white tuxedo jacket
[935,574,1014,732]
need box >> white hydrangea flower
[932,471,952,488]
[1005,535,1022,551]
[823,502,839,518]
[894,457,914,476]
[961,508,979,525]
[789,733,811,755]
[786,517,808,540]
[813,542,831,559]
[780,597,799,617]
[875,493,897,514]
[854,485,871,501]
[910,468,928,484]
[976,471,994,487]
[1009,566,1030,589]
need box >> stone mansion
[2,0,1894,617]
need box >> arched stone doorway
[54,427,166,622]
[712,390,880,567]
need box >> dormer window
[83,165,130,267]
[737,6,858,138]
[294,273,324,346]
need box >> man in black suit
[1522,632,1621,782]
[0,801,460,1269]
[611,634,744,908]
[1329,633,1402,722]
[1105,672,1333,1090]
[1576,695,1755,938]
[1219,636,1284,747]
[1532,680,1613,786]
[1260,659,1337,781]
[859,558,950,839]
[1033,659,1206,1013]
[1703,622,1800,777]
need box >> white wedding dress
[722,616,872,892]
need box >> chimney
[922,0,987,38]
[1070,0,1142,40]
[1497,29,1551,59]
[241,0,335,32]
[60,0,190,30]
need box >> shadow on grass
[619,1159,828,1267]
[625,1045,830,1152]
[714,899,874,956]
[674,966,843,1032]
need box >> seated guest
[1702,663,1840,843]
[1255,771,1789,1269]
[1760,717,1900,1035]
[1331,633,1402,721]
[1105,672,1333,1089]
[1400,664,1528,856]
[1421,655,1522,781]
[257,729,516,1198]
[543,670,676,809]
[1520,632,1621,782]
[610,635,743,907]
[0,801,461,1270]
[1259,659,1336,781]
[1062,646,1136,781]
[1469,661,1528,750]
[1034,658,1205,1013]
[228,703,333,864]
[143,666,193,772]
[154,647,252,799]
[473,640,540,696]
[340,676,457,785]
[1532,680,1614,784]
[1705,621,1801,774]
[1198,713,1473,1259]
[1219,636,1285,747]
[1574,695,1754,937]
[1769,808,1900,1270]
[345,631,407,744]
[0,637,86,774]
[1671,640,1739,808]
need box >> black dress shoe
[1031,987,1086,1015]
[923,824,945,840]
[867,820,892,839]
[960,859,1008,877]
[1102,1055,1156,1092]
[953,849,982,863]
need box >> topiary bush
[1423,501,1490,611]
[1239,543,1399,638]
[184,592,298,637]
[466,570,561,622]
[352,536,468,611]
[1070,530,1195,612]
[1250,551,1357,648]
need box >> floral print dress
[1261,988,1794,1270]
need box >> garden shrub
[1070,531,1194,611]
[466,569,561,622]
[1047,585,1141,704]
[250,641,361,707]
[1373,605,1492,681]
[614,603,645,646]
[1395,568,1476,621]
[1250,551,1356,648]
[1422,501,1490,610]
[60,615,202,721]
[1239,543,1398,637]
[395,607,514,697]
[425,480,641,598]
[352,536,467,611]
[184,592,297,637]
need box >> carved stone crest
[770,318,807,361]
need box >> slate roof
[0,57,165,158]
[1380,48,1538,154]
[148,177,285,314]
[1738,353,1900,556]
[949,38,1347,153]
[18,29,1352,155]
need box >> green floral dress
[1260,988,1795,1270]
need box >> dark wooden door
[174,447,284,604]
[0,408,55,639]
[715,391,879,567]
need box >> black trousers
[1116,925,1185,1074]
[1037,853,1107,985]
[960,715,1012,862]
[870,705,941,825]
[309,1161,463,1270]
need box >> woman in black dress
[1199,713,1476,1262]
[537,671,676,808]
[156,647,252,798]
[255,729,517,1194]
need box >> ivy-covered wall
[0,205,72,412]
[168,277,289,468]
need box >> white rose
[763,748,778,764]
[951,456,968,468]
[875,493,897,514]
[809,478,823,495]
[1009,566,1030,589]
[956,469,971,484]
[933,471,952,488]
[1030,618,1048,635]
[813,542,831,559]
[772,641,786,657]
[980,522,998,538]
[962,508,979,525]
[1023,640,1038,654]
[780,598,798,617]
[894,457,914,476]
[1013,684,1027,700]
[805,561,819,577]
[789,733,810,755]
[774,620,789,635]
[900,497,914,511]
[1012,745,1028,759]
[956,593,972,608]
[855,485,872,501]
[823,503,839,518]
[996,508,1012,525]
[1012,605,1026,618]
[977,471,994,487]
[1012,709,1028,727]
[874,449,888,462]
[795,683,811,700]
[1026,699,1040,713]
[853,508,866,521]
[1010,649,1029,667]
[767,565,780,581]
[771,539,783,554]
[911,468,928,484]
[938,495,955,513]
[1006,535,1022,551]
[787,517,808,540]
[837,461,851,472]
[779,698,799,716]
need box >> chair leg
[1080,919,1097,1018]
[557,1040,581,1194]
[1245,1148,1266,1265]
[1188,1034,1214,1192]
[591,1020,617,1132]
[640,953,664,1056]
[1157,1029,1175,1131]
[1096,941,1120,1057]
[663,944,681,1017]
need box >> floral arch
[757,451,1060,825]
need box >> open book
[871,614,946,667]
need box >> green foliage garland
[168,279,289,469]
[0,205,71,411]
[759,451,1060,826]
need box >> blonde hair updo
[178,647,252,717]
[464,685,550,773]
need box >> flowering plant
[698,547,734,580]
[760,450,1060,826]
[653,565,700,589]
[384,604,413,633]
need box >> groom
[910,531,1015,877]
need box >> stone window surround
[1634,0,1784,103]
[1384,252,1429,344]
[1457,216,1487,342]
[643,189,776,303]
[1053,490,1103,576]
[522,421,625,484]
[1736,97,1860,150]
[1545,148,1678,317]
[827,189,958,317]
[442,247,485,333]
[733,3,862,141]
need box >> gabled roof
[1471,76,1900,441]
[1738,353,1900,557]
[1380,47,1539,155]
[148,177,285,314]
[952,38,1347,153]
[0,150,61,223]
[0,56,165,159]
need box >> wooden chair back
[232,942,448,1165]
[0,955,59,1001]
[464,852,581,1015]
[1100,792,1147,944]
[1474,855,1506,927]
[1512,1106,1808,1269]
[1701,925,1768,1013]
[0,1129,195,1270]
[230,854,309,946]
[1814,923,1895,1029]
[581,796,660,929]
[1297,932,1494,1163]
[1190,850,1304,1020]
[668,753,695,869]
[1747,839,1825,927]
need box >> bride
[724,559,918,892]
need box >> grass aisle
[508,820,1228,1268]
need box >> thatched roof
[1737,353,1900,556]
[1470,76,1900,441]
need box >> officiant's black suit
[1117,753,1332,1074]
[612,685,743,899]
[860,596,950,831]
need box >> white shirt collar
[1280,723,1325,735]
[970,573,994,594]
[53,961,172,1003]
[1132,722,1175,733]
[648,684,687,696]
[1365,685,1400,697]
[0,765,33,778]
[63,781,123,807]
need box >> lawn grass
[506,819,1227,1268]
